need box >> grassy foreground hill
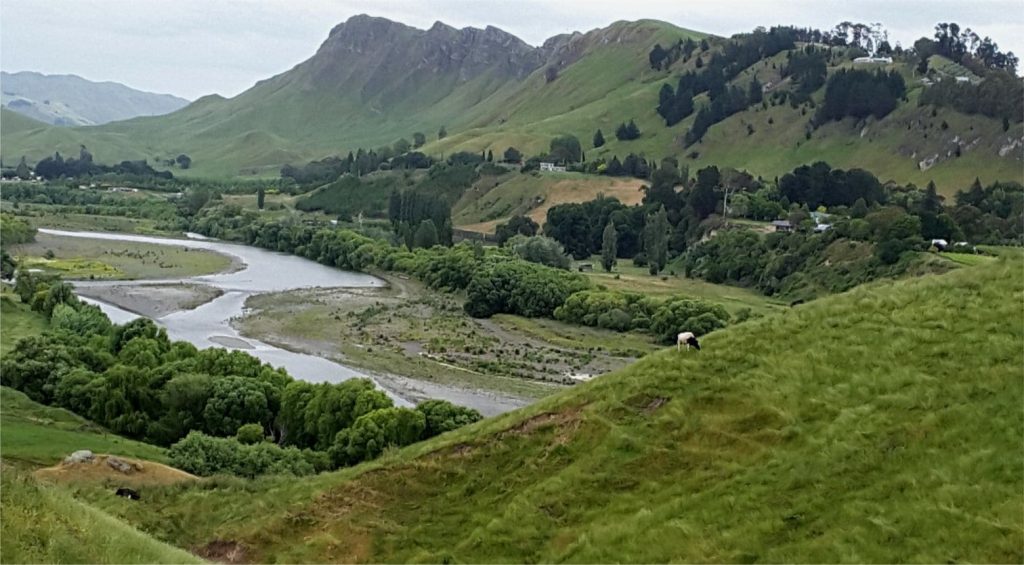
[1,471,202,564]
[77,253,1023,563]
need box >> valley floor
[234,273,658,402]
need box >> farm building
[772,220,793,232]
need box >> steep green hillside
[86,256,1022,562]
[1,471,201,564]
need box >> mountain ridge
[0,15,1020,191]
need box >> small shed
[772,220,793,233]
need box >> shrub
[416,400,483,439]
[330,408,426,467]
[169,431,317,478]
[236,423,265,445]
[649,298,729,343]
[464,260,589,318]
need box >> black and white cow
[676,332,701,351]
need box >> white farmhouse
[853,56,893,64]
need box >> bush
[506,235,571,269]
[417,400,483,439]
[169,431,317,478]
[236,423,265,445]
[649,298,729,343]
[464,260,589,318]
[597,308,633,331]
[330,408,426,467]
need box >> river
[41,229,526,416]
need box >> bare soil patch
[193,540,248,564]
[34,454,197,488]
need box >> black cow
[115,487,140,500]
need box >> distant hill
[1,71,188,126]
[0,16,1021,192]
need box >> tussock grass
[0,470,202,564]
[84,255,1022,563]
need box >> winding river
[42,229,525,416]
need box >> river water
[42,229,525,415]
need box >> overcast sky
[2,0,1021,100]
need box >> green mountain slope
[1,16,1021,192]
[1,71,189,126]
[92,255,1022,562]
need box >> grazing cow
[115,487,140,500]
[677,332,701,351]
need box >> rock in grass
[64,450,94,464]
[106,456,139,474]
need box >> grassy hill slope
[89,255,1022,562]
[1,471,202,564]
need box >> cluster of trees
[783,47,828,97]
[683,221,914,301]
[648,38,699,70]
[545,196,644,259]
[388,189,454,249]
[1,183,189,232]
[656,82,695,126]
[709,27,798,82]
[916,22,1018,74]
[463,259,589,318]
[919,72,1024,125]
[614,120,642,141]
[544,160,733,271]
[949,179,1024,243]
[281,148,435,186]
[685,82,759,145]
[2,274,482,477]
[554,290,728,342]
[790,23,890,52]
[169,431,324,477]
[682,174,1022,300]
[494,215,538,245]
[505,234,571,269]
[778,162,885,209]
[597,153,653,178]
[161,154,192,169]
[657,29,801,141]
[29,147,173,181]
[296,174,401,219]
[815,69,906,123]
[548,135,583,163]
